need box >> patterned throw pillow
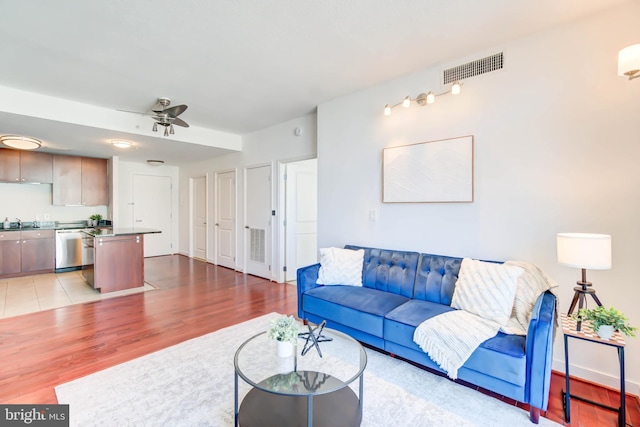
[451,258,524,326]
[316,247,364,287]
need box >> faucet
[16,218,22,228]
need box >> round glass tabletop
[234,326,367,397]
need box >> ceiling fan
[149,97,189,137]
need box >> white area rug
[55,313,560,427]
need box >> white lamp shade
[557,233,611,269]
[618,44,640,76]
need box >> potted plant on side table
[574,306,637,340]
[267,315,299,357]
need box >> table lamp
[557,233,611,330]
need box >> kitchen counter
[81,228,161,293]
[83,227,161,237]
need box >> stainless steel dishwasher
[55,229,93,272]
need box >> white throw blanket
[413,310,500,379]
[413,260,558,380]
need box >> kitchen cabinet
[53,156,108,206]
[0,230,54,277]
[87,233,144,292]
[20,229,55,273]
[0,149,52,183]
[0,232,22,276]
[81,157,108,206]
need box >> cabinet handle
[23,240,26,243]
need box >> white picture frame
[382,135,474,203]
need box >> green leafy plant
[574,306,637,337]
[267,315,299,343]
[89,214,102,221]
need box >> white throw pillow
[316,247,364,287]
[451,258,523,326]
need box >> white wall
[178,113,317,276]
[317,3,640,393]
[117,160,180,253]
[0,183,108,224]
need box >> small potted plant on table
[574,306,637,340]
[267,315,299,357]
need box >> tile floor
[0,271,154,319]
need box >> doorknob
[215,223,219,226]
[245,226,249,229]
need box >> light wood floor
[0,255,637,426]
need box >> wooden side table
[561,313,626,427]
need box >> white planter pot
[596,325,614,340]
[276,340,294,358]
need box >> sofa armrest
[525,291,556,411]
[297,263,322,318]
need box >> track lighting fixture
[384,81,463,116]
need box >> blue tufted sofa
[297,245,556,423]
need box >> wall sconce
[618,44,640,80]
[384,81,462,116]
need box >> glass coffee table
[234,325,367,427]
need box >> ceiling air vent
[443,52,504,84]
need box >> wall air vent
[443,52,504,84]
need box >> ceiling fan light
[152,122,158,132]
[0,135,42,150]
[164,127,169,137]
[426,91,435,104]
[169,124,175,135]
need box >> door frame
[277,155,318,283]
[243,162,274,279]
[189,174,208,260]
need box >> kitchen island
[81,228,160,293]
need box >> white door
[245,165,271,279]
[133,174,172,257]
[216,171,236,269]
[192,176,207,260]
[285,159,318,281]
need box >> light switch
[368,209,377,222]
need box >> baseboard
[552,358,640,397]
[178,250,189,256]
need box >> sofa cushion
[345,245,420,298]
[451,258,523,326]
[303,285,409,337]
[384,299,526,385]
[413,254,462,305]
[316,247,365,286]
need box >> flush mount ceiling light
[0,135,42,150]
[111,140,132,148]
[146,160,165,166]
[618,43,640,81]
[384,81,463,116]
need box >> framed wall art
[382,135,474,203]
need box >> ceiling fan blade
[162,104,188,117]
[172,117,190,128]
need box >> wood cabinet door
[20,151,53,183]
[94,235,143,292]
[0,148,21,182]
[20,238,55,272]
[81,157,108,206]
[53,155,82,205]
[0,236,22,275]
